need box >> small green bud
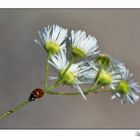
[95,54,111,68]
[71,46,86,58]
[59,70,76,85]
[98,70,112,86]
[117,80,129,95]
[44,41,60,54]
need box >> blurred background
[0,9,140,128]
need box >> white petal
[74,84,87,100]
[126,95,134,104]
[34,39,42,47]
[111,95,116,100]
[48,76,58,80]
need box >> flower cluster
[35,24,140,104]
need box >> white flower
[35,24,68,54]
[70,30,99,58]
[106,59,123,89]
[48,47,91,100]
[111,63,140,104]
[81,59,121,88]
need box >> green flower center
[117,80,129,95]
[59,70,76,85]
[44,41,60,54]
[98,71,112,85]
[95,54,111,68]
[71,46,86,58]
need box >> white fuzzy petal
[48,76,58,80]
[74,84,87,100]
[111,95,116,100]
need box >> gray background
[0,9,140,128]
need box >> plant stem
[0,100,31,120]
[94,65,103,85]
[47,87,112,95]
[45,52,51,93]
[48,83,99,96]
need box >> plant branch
[48,88,93,96]
[0,100,31,120]
[47,87,113,96]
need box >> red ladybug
[29,88,44,101]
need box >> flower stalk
[0,100,31,120]
[45,52,51,93]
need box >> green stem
[47,87,112,95]
[47,81,100,96]
[88,64,104,92]
[94,65,103,85]
[0,100,31,120]
[45,52,51,93]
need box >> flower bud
[95,54,111,69]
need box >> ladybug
[29,88,44,101]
